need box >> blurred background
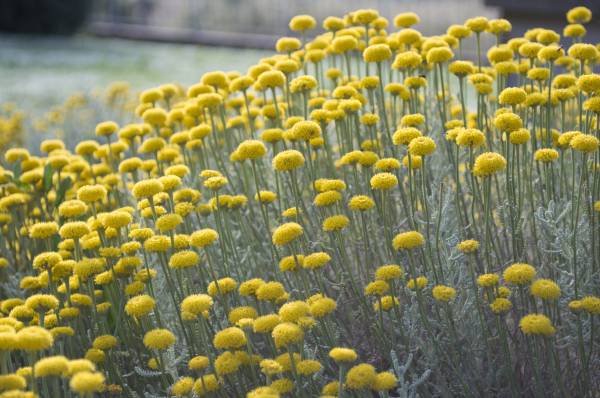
[0,0,598,148]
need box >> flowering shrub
[0,6,599,398]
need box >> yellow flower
[207,278,237,296]
[237,139,267,160]
[204,176,228,190]
[432,285,456,302]
[125,295,155,318]
[490,298,512,314]
[309,297,336,317]
[477,273,499,288]
[272,222,303,246]
[570,134,599,153]
[279,301,310,322]
[465,16,489,33]
[59,220,89,242]
[494,112,522,132]
[370,172,398,190]
[169,250,199,269]
[85,348,105,364]
[473,152,506,177]
[253,314,281,333]
[181,294,213,316]
[457,239,479,253]
[394,12,420,28]
[95,121,118,137]
[354,8,379,25]
[34,355,69,377]
[289,14,316,31]
[69,371,105,394]
[580,296,600,314]
[392,231,424,250]
[143,328,176,350]
[302,252,331,270]
[272,150,305,171]
[256,282,286,302]
[365,280,390,296]
[228,306,257,324]
[530,279,560,301]
[509,129,531,145]
[373,371,398,391]
[534,148,559,162]
[276,37,301,53]
[188,355,210,370]
[260,359,283,375]
[407,276,428,290]
[29,222,58,239]
[456,128,485,148]
[213,327,247,350]
[427,47,454,64]
[345,363,377,390]
[503,263,536,285]
[322,215,349,232]
[132,179,163,199]
[272,322,303,348]
[314,190,342,207]
[448,60,474,76]
[375,265,403,281]
[363,44,392,63]
[519,314,555,336]
[16,326,53,351]
[92,334,117,350]
[193,374,219,395]
[348,195,375,211]
[292,121,321,141]
[566,6,592,24]
[191,228,219,248]
[329,347,357,363]
[408,136,436,156]
[77,184,107,203]
[171,376,194,397]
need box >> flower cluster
[0,5,599,398]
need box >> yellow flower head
[272,150,305,171]
[272,222,303,246]
[503,263,536,285]
[432,285,457,302]
[473,152,506,177]
[143,328,176,350]
[392,231,424,250]
[345,363,377,390]
[519,314,555,336]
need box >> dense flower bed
[0,6,599,398]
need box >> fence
[88,0,500,50]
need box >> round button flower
[213,327,247,350]
[519,314,555,336]
[370,172,398,190]
[570,134,599,153]
[363,44,392,63]
[272,150,305,171]
[329,347,357,363]
[408,136,436,156]
[392,231,425,250]
[432,285,457,302]
[530,279,561,301]
[70,371,105,395]
[503,263,536,285]
[272,222,303,246]
[345,363,377,390]
[143,328,176,350]
[272,322,303,348]
[473,152,507,177]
